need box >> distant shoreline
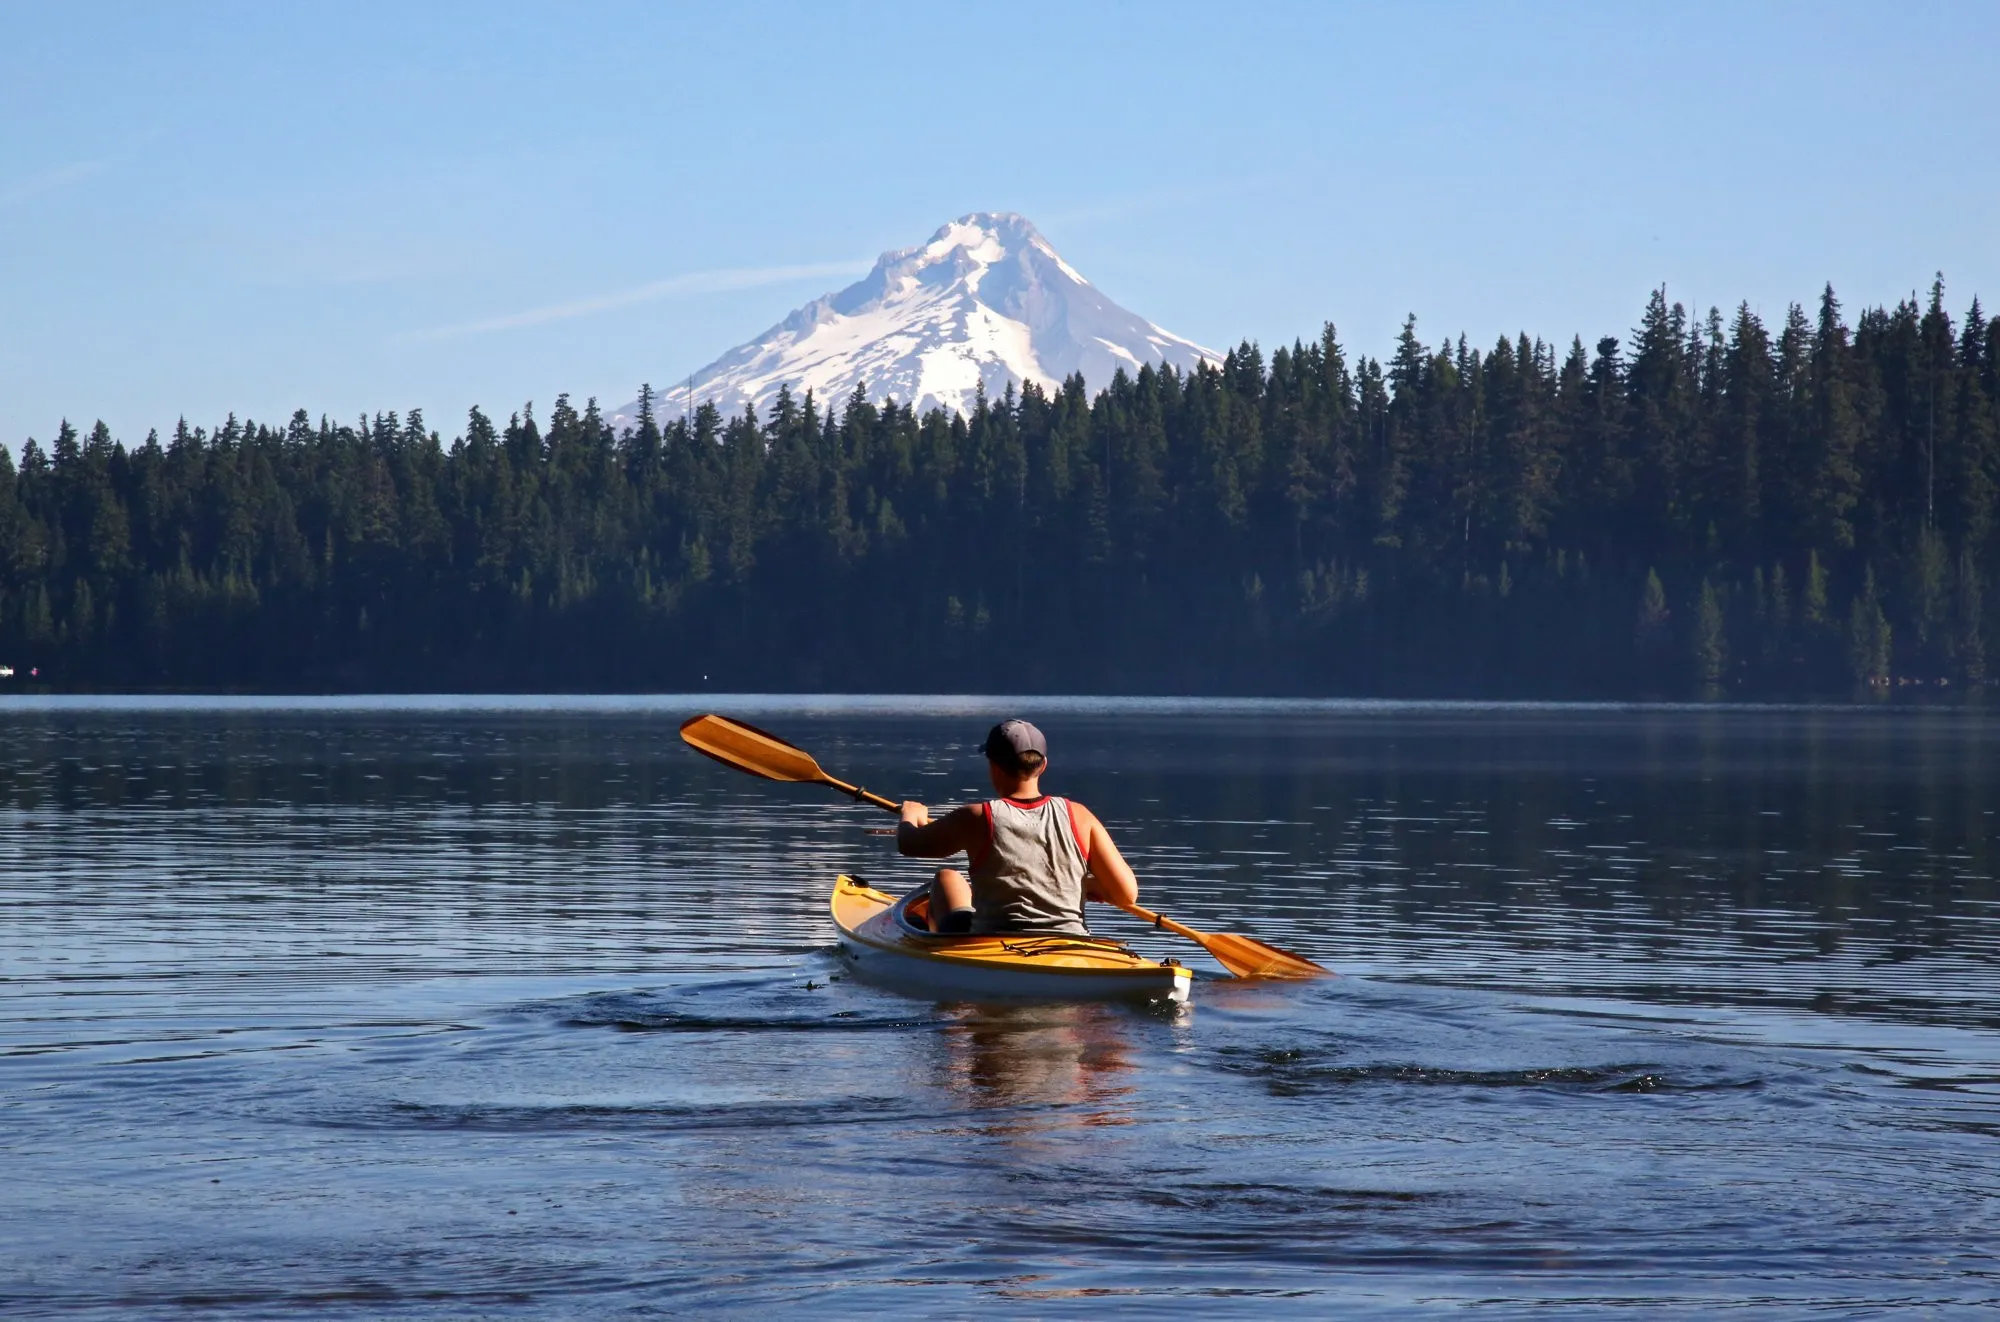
[0,689,1987,714]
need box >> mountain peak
[614,214,1215,426]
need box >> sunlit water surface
[3,696,1998,1316]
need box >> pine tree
[1626,288,1694,552]
[1367,316,1423,548]
[1912,524,1950,662]
[1717,304,1772,558]
[1953,298,1997,551]
[1847,565,1892,688]
[25,582,53,645]
[1955,548,1986,684]
[1693,578,1726,690]
[1765,561,1793,675]
[1805,286,1863,550]
[1637,568,1670,651]
[1803,550,1830,633]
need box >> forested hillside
[5,281,1995,696]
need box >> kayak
[830,875,1193,1003]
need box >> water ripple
[4,700,2000,1315]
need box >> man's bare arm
[1075,804,1140,908]
[895,802,984,860]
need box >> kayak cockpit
[889,887,1109,945]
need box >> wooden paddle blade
[679,714,829,784]
[1199,931,1334,980]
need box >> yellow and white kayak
[830,875,1192,1004]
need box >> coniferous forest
[5,282,1997,697]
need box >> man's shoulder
[945,802,991,829]
[1059,796,1102,830]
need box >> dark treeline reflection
[1054,711,1995,936]
[6,282,1998,696]
[2,705,1994,1017]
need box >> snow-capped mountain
[611,212,1217,427]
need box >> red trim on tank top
[1064,799,1091,865]
[1000,794,1052,810]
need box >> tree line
[3,279,1995,696]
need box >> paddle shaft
[1111,900,1211,944]
[836,776,900,814]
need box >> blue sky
[4,1,1995,448]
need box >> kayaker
[894,719,1140,935]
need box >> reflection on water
[933,1003,1149,1123]
[3,697,1999,1314]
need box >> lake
[3,696,1998,1316]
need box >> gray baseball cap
[982,719,1048,766]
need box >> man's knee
[931,869,973,932]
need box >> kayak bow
[830,876,1192,1004]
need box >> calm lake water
[4,696,1999,1316]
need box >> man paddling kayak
[894,719,1140,935]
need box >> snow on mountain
[610,212,1217,428]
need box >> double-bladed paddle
[678,712,1331,980]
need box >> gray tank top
[968,795,1091,935]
